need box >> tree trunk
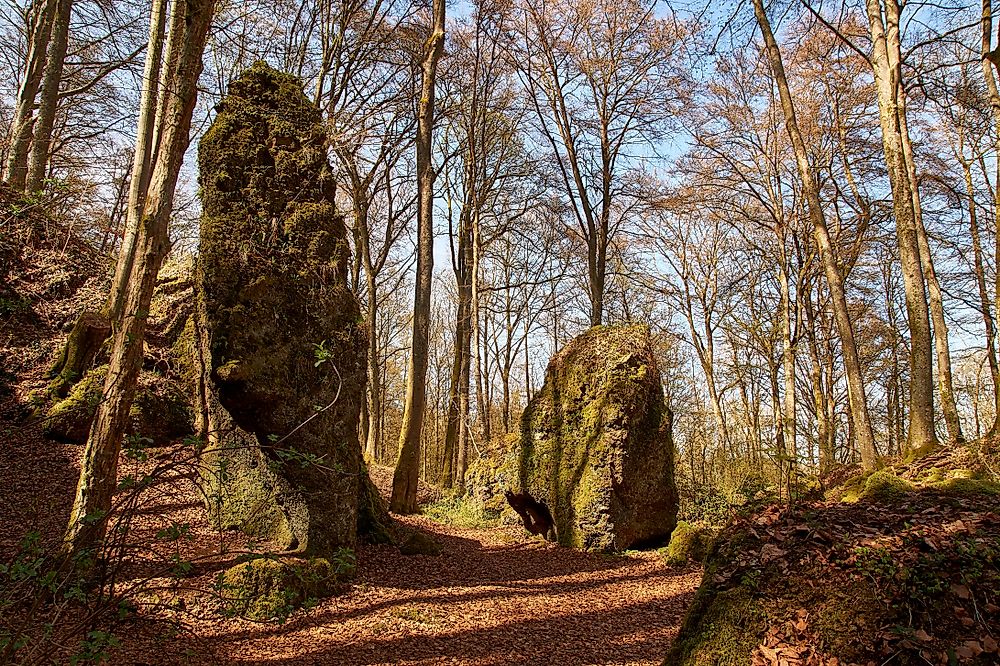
[50,0,167,397]
[752,0,879,469]
[864,0,936,455]
[898,101,961,444]
[5,0,56,190]
[981,0,1000,435]
[107,0,168,324]
[25,0,72,193]
[441,208,473,487]
[63,0,213,560]
[778,260,796,474]
[390,0,445,514]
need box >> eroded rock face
[518,325,677,551]
[195,62,366,557]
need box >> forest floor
[0,406,701,666]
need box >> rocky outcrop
[42,365,192,444]
[194,62,366,557]
[518,325,677,551]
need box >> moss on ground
[662,521,717,567]
[221,553,354,621]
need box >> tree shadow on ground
[189,516,699,666]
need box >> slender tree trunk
[365,283,381,461]
[961,152,1000,422]
[864,0,936,454]
[440,294,468,487]
[803,285,831,474]
[981,0,1000,435]
[390,0,445,513]
[5,0,56,189]
[778,260,796,472]
[107,0,168,323]
[25,0,72,193]
[64,0,213,560]
[49,0,167,395]
[899,104,961,444]
[753,0,879,468]
[441,209,473,488]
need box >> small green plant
[0,295,29,317]
[424,494,498,529]
[313,340,333,367]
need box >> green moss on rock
[397,530,443,557]
[928,476,1000,495]
[518,325,677,551]
[357,462,392,544]
[43,365,193,444]
[662,521,716,567]
[221,554,353,621]
[195,62,366,557]
[463,436,521,526]
[859,470,913,501]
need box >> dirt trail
[0,412,699,666]
[186,516,700,666]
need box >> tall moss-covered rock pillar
[518,325,678,551]
[195,62,366,556]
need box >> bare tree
[4,0,56,189]
[391,0,445,514]
[752,0,878,470]
[510,0,682,326]
[24,0,72,192]
[64,0,215,560]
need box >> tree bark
[752,0,879,469]
[25,0,73,193]
[960,149,1000,427]
[899,104,961,444]
[390,0,445,513]
[778,258,796,475]
[864,0,936,455]
[5,0,56,190]
[63,0,213,560]
[981,0,1000,436]
[107,0,169,324]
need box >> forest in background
[5,0,997,504]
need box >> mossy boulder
[397,529,443,556]
[518,325,678,551]
[221,554,353,621]
[43,365,193,444]
[662,521,716,567]
[195,62,366,557]
[464,436,521,525]
[859,470,913,501]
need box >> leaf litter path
[189,516,701,666]
[0,408,698,666]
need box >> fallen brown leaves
[1,406,700,665]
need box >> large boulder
[194,62,366,557]
[518,325,677,550]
